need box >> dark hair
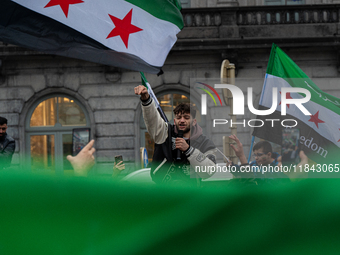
[253,141,272,154]
[0,117,7,125]
[173,103,196,118]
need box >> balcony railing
[182,4,340,27]
[183,12,222,27]
[236,6,339,25]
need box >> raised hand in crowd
[112,161,125,178]
[277,150,310,178]
[67,140,95,177]
[296,150,309,168]
[228,135,248,164]
[288,150,309,179]
[134,85,149,101]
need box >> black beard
[176,124,190,134]
[182,126,190,134]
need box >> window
[26,95,90,175]
[140,92,203,165]
[30,97,86,127]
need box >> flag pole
[248,136,255,162]
[140,72,169,122]
[249,44,280,162]
[248,70,270,162]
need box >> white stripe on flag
[261,74,340,148]
[13,0,180,67]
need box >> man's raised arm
[134,85,168,144]
[229,135,248,165]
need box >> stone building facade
[1,0,340,175]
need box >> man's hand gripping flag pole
[140,72,169,122]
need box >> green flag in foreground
[253,44,340,167]
[1,172,340,254]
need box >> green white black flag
[1,0,183,74]
[252,44,340,165]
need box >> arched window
[25,95,90,175]
[140,91,203,165]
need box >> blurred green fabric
[0,172,338,255]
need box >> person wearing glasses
[228,135,289,185]
[0,116,15,170]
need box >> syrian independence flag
[0,0,183,74]
[252,44,340,165]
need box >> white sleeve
[141,98,168,144]
[187,148,217,179]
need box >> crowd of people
[0,85,312,185]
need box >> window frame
[25,94,91,174]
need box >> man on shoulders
[134,85,217,187]
[0,117,15,170]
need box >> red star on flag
[44,0,84,18]
[279,91,293,108]
[107,9,143,48]
[308,110,325,128]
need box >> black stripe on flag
[0,0,161,74]
[252,106,339,167]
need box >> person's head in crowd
[0,117,8,138]
[253,141,274,165]
[173,103,197,135]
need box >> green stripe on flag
[266,44,308,79]
[140,71,148,88]
[125,0,184,29]
[266,43,340,116]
